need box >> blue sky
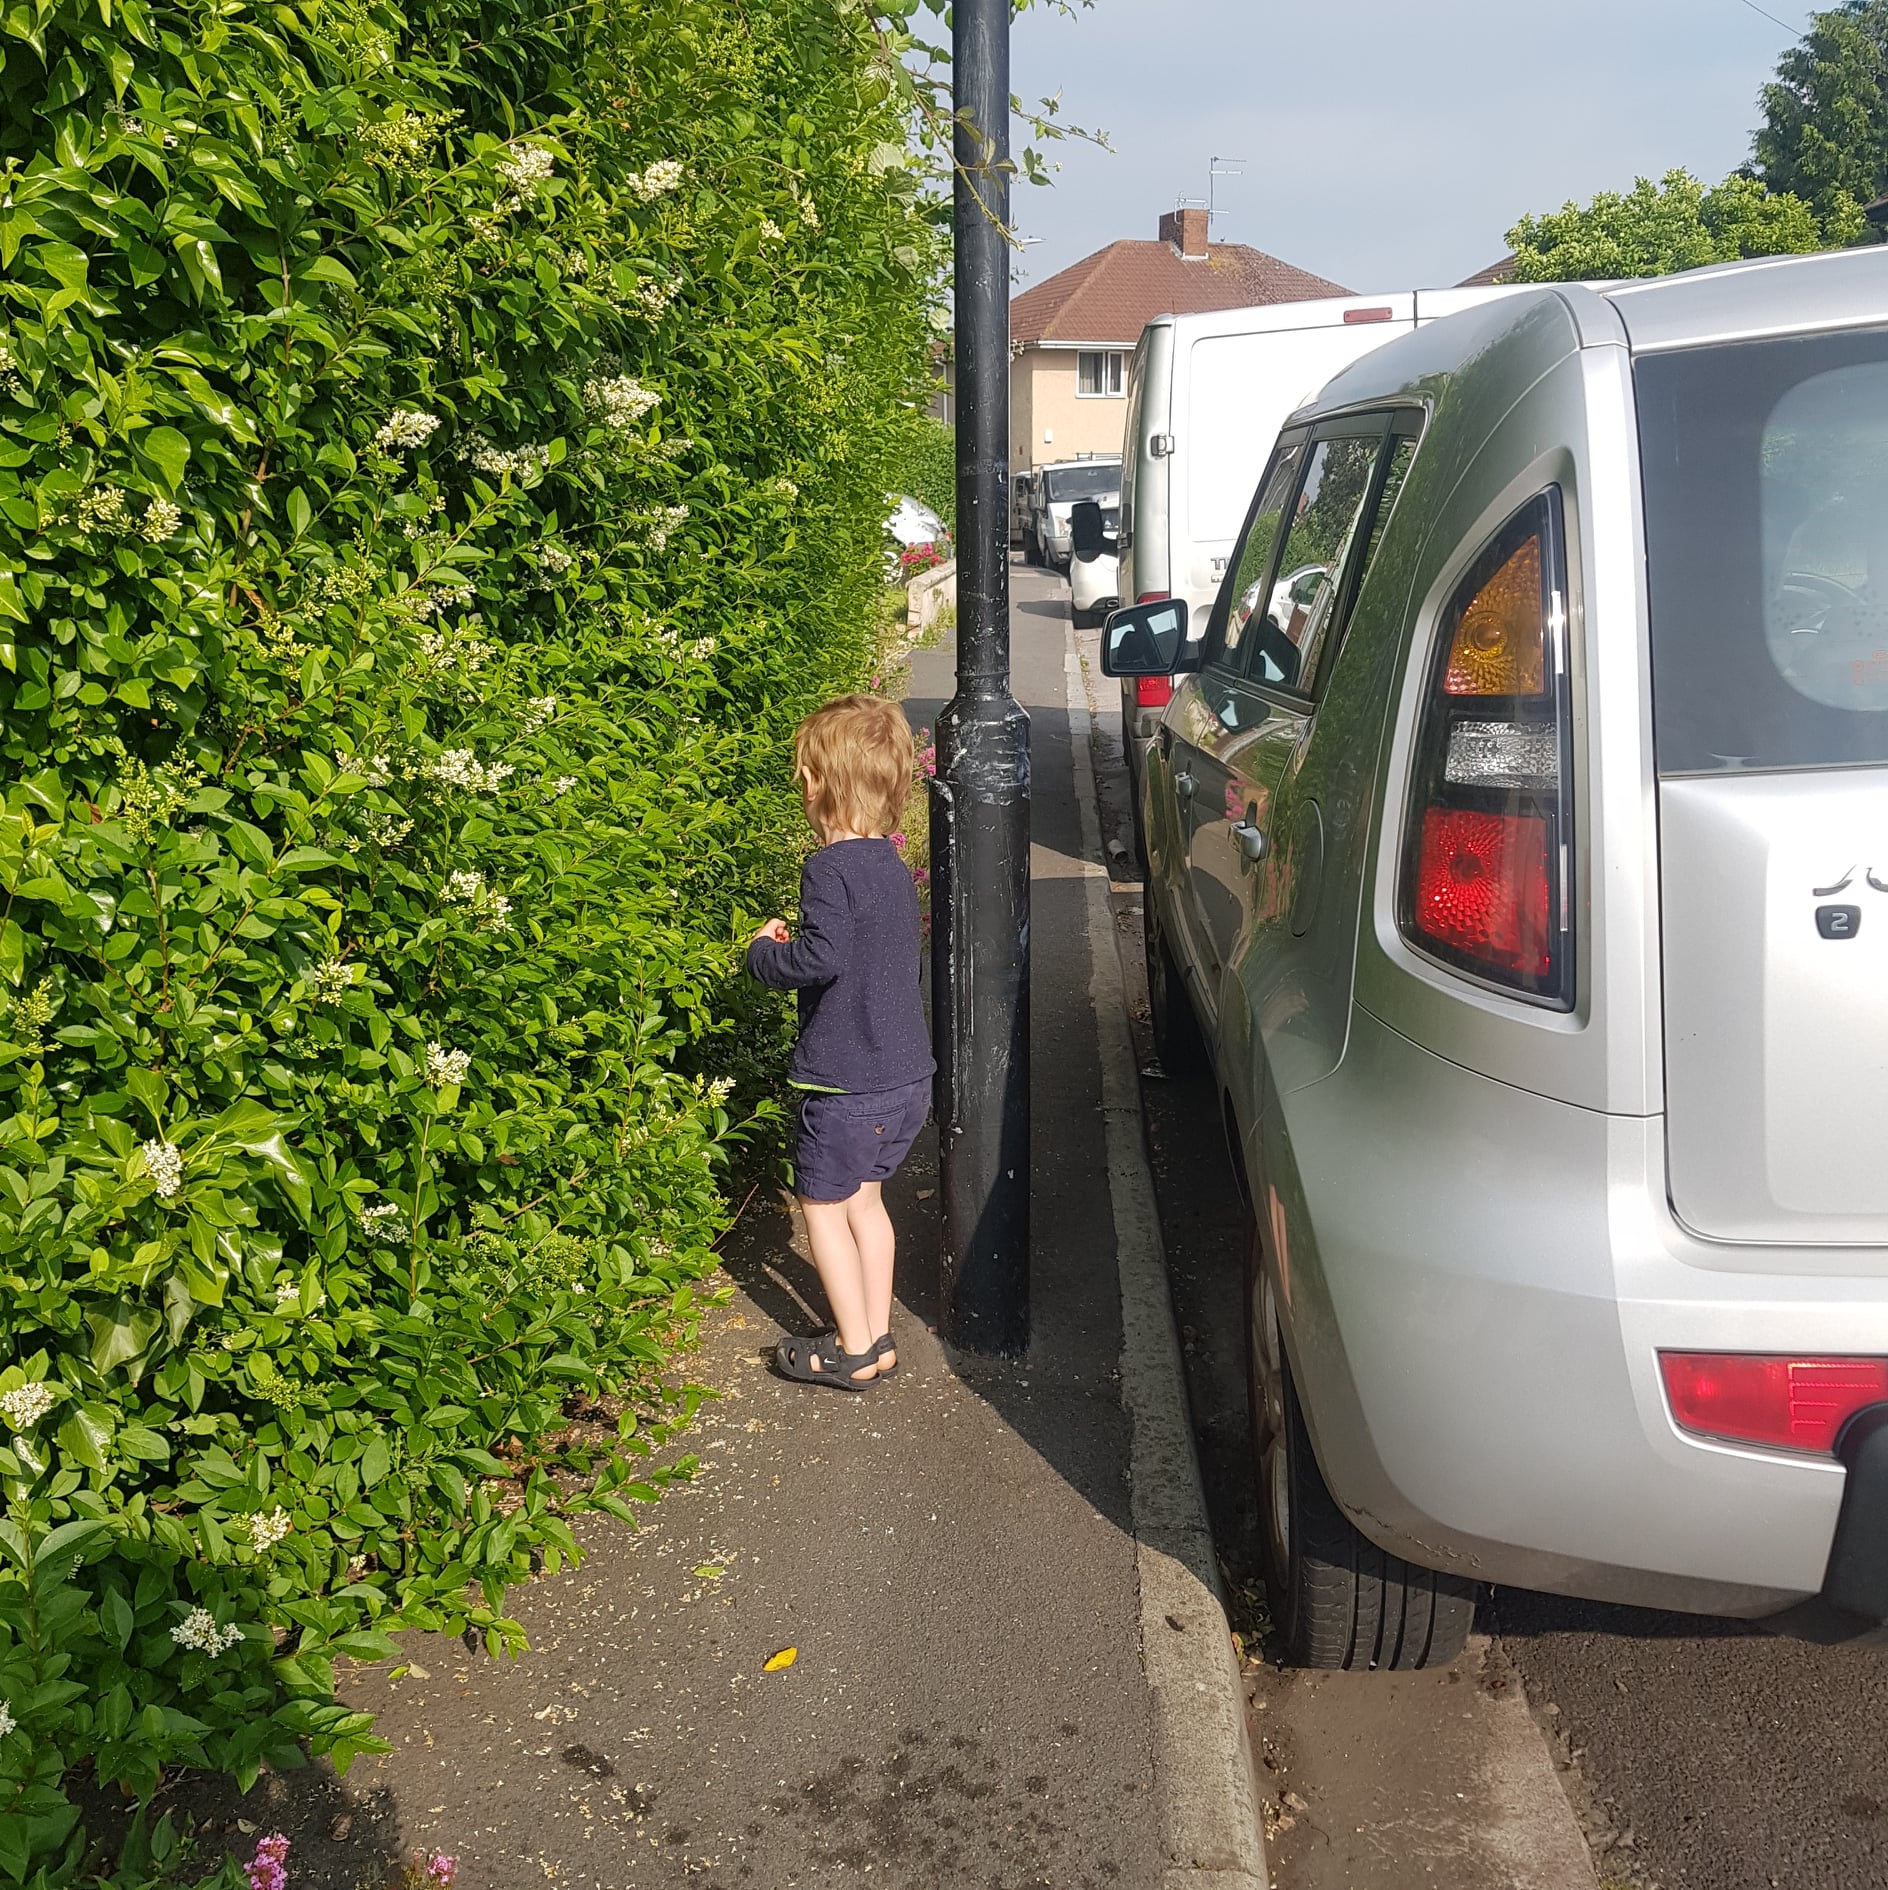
[1007,0,1816,292]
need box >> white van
[1117,289,1526,779]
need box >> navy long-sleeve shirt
[746,837,935,1094]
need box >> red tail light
[1413,809,1550,976]
[1135,590,1171,605]
[1661,1353,1888,1455]
[1135,675,1173,709]
[1399,491,1572,1006]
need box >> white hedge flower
[142,1138,183,1198]
[0,1701,14,1736]
[0,1382,56,1428]
[628,158,684,202]
[461,434,551,481]
[373,409,441,453]
[425,1042,471,1087]
[584,375,660,431]
[758,217,783,242]
[142,497,183,542]
[312,958,357,1004]
[647,503,690,552]
[554,775,577,796]
[359,1200,403,1243]
[172,1607,243,1655]
[523,695,556,732]
[248,1508,292,1552]
[425,750,514,794]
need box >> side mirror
[1071,499,1109,561]
[1100,597,1189,677]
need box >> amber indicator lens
[1445,533,1545,696]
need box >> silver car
[1102,250,1888,1668]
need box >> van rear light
[1660,1353,1888,1455]
[1344,307,1395,324]
[1398,491,1573,1006]
[1135,590,1171,605]
[1135,675,1173,709]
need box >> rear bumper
[1258,1003,1888,1618]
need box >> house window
[1077,350,1125,398]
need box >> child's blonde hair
[795,694,914,838]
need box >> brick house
[1007,208,1349,475]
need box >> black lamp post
[929,0,1030,1355]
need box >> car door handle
[1175,771,1195,803]
[1232,820,1268,863]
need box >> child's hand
[753,918,791,945]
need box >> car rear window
[1636,327,1888,774]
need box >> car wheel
[1244,1219,1475,1671]
[1143,889,1206,1076]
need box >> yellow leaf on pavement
[762,1646,797,1672]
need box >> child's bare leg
[848,1181,897,1365]
[799,1195,877,1380]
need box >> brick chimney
[1160,207,1209,260]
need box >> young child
[747,694,934,1391]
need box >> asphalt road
[1055,559,1888,1890]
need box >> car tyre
[1143,889,1206,1076]
[1245,1217,1475,1671]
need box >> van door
[1635,330,1888,1248]
[1162,435,1308,1008]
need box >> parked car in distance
[1115,288,1527,801]
[1028,456,1121,570]
[1103,249,1888,1670]
[1011,469,1037,548]
[885,492,946,548]
[1068,497,1120,628]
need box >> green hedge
[896,414,957,534]
[0,0,938,1874]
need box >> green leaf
[57,1404,115,1471]
[287,487,312,539]
[138,425,191,492]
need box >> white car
[885,493,946,547]
[1070,545,1119,629]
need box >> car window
[1044,463,1121,503]
[1241,432,1384,695]
[1209,439,1308,672]
[1638,330,1888,772]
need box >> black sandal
[773,1331,879,1391]
[873,1334,899,1379]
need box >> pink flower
[912,866,931,887]
[247,1834,289,1890]
[889,831,906,851]
[426,1856,458,1886]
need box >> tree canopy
[1755,0,1888,232]
[1506,168,1850,282]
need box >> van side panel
[1119,322,1173,605]
[1179,310,1416,616]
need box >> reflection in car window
[1215,441,1306,671]
[1244,434,1383,694]
[1763,364,1888,717]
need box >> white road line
[1064,626,1269,1890]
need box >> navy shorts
[793,1078,932,1203]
